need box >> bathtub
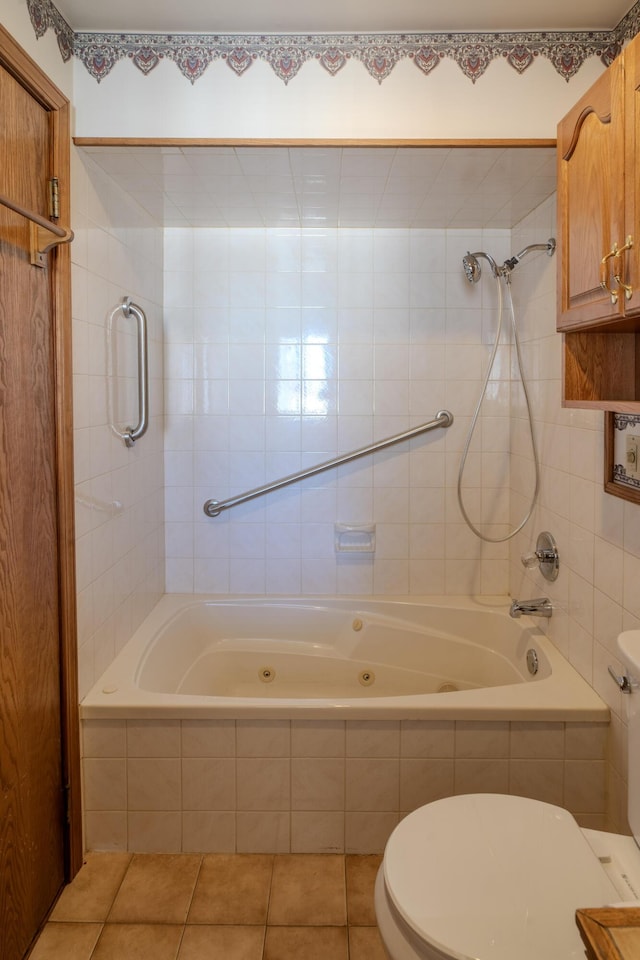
[80,595,606,722]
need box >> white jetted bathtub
[81,595,606,721]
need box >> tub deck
[80,595,608,722]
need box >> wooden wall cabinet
[557,35,640,410]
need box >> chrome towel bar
[203,409,453,518]
[119,297,149,447]
[0,188,74,267]
[0,189,68,236]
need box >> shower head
[462,250,499,282]
[462,253,482,283]
[462,254,480,283]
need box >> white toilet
[375,630,640,960]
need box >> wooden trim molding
[73,136,557,148]
[0,25,81,879]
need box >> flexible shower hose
[456,274,540,542]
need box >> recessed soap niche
[605,413,640,503]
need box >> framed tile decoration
[605,412,640,504]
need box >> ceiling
[81,144,556,230]
[55,0,631,34]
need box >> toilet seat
[382,794,620,960]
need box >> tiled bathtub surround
[82,718,608,854]
[507,196,640,834]
[71,150,637,849]
[72,148,166,699]
[164,225,513,597]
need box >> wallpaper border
[25,0,640,85]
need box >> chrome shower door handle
[121,297,149,447]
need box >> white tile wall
[82,717,608,854]
[163,226,513,596]
[71,149,165,698]
[509,195,640,832]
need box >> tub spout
[509,597,553,619]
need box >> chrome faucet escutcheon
[509,597,553,619]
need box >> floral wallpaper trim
[26,0,640,85]
[26,0,74,62]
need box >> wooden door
[557,53,626,330]
[0,28,80,960]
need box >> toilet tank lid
[383,794,620,960]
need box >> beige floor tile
[108,854,202,923]
[348,925,388,960]
[178,924,265,959]
[91,923,183,960]
[264,925,348,960]
[268,855,346,926]
[50,853,132,922]
[28,922,102,960]
[345,854,382,925]
[187,854,273,924]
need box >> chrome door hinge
[49,177,60,221]
[30,178,73,268]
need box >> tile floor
[30,852,387,959]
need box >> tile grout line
[261,854,275,960]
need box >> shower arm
[465,240,556,283]
[203,410,453,517]
[503,238,556,272]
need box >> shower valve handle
[521,551,539,568]
[520,532,559,582]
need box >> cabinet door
[557,56,626,329]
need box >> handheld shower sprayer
[462,251,499,283]
[463,238,555,282]
[457,235,556,543]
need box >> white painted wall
[72,52,606,139]
[1,0,610,139]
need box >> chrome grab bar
[120,297,149,447]
[203,409,453,517]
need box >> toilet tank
[617,631,640,845]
